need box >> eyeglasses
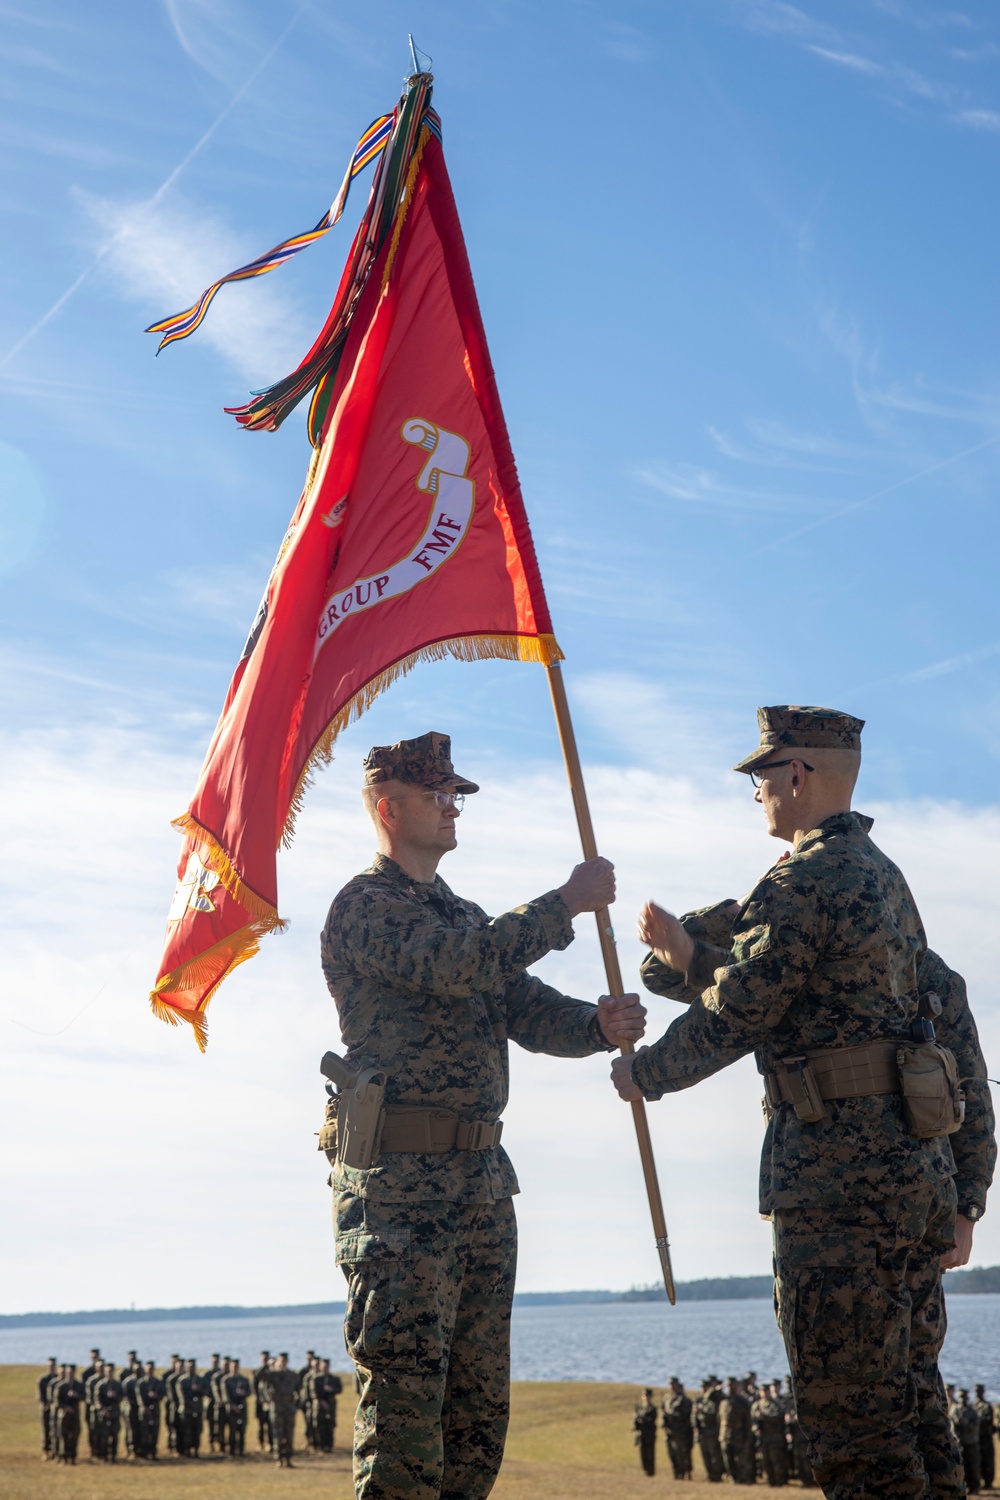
[395,790,465,811]
[749,760,814,788]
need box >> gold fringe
[304,440,323,491]
[168,812,286,930]
[149,917,278,1052]
[153,630,562,1044]
[281,632,563,849]
[381,126,430,291]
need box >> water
[3,1295,998,1393]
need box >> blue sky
[2,0,1000,1312]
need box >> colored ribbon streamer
[145,113,394,353]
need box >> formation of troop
[944,1385,998,1495]
[633,1375,815,1486]
[35,1347,342,1468]
[634,1376,1000,1490]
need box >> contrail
[747,430,1000,557]
[0,3,306,374]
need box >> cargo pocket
[774,1220,887,1386]
[337,1227,415,1371]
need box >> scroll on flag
[150,79,562,1047]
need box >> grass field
[0,1364,810,1499]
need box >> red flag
[151,130,562,1047]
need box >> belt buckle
[459,1119,499,1150]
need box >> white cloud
[635,459,829,513]
[955,108,1000,131]
[2,713,1000,1311]
[161,0,269,88]
[79,190,311,384]
[807,45,884,74]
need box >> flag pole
[545,661,676,1304]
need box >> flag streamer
[145,112,394,353]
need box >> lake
[3,1293,999,1392]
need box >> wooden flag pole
[546,661,676,1304]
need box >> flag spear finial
[407,34,433,81]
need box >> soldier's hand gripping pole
[546,662,676,1304]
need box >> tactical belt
[379,1107,503,1154]
[763,1040,900,1116]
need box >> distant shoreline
[2,1266,993,1327]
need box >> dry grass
[0,1364,808,1499]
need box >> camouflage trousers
[665,1432,693,1478]
[697,1428,725,1482]
[723,1437,756,1484]
[335,1193,517,1500]
[774,1182,964,1500]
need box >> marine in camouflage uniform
[973,1385,994,1490]
[178,1359,204,1457]
[37,1357,58,1460]
[83,1359,103,1458]
[321,732,643,1500]
[950,1390,981,1493]
[720,1378,755,1484]
[119,1354,142,1459]
[693,1377,725,1483]
[211,1358,231,1455]
[253,1351,273,1452]
[614,706,996,1500]
[312,1359,342,1453]
[52,1366,85,1465]
[298,1352,317,1449]
[661,1377,694,1479]
[224,1360,251,1457]
[136,1362,164,1460]
[752,1381,789,1487]
[203,1353,223,1451]
[260,1353,298,1468]
[633,1389,658,1477]
[93,1365,123,1462]
[162,1354,182,1453]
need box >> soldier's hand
[611,1054,643,1101]
[637,901,694,972]
[558,857,615,917]
[940,1213,976,1269]
[597,992,646,1047]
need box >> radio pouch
[895,1042,965,1138]
[781,1057,829,1124]
[318,1094,340,1164]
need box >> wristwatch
[957,1204,983,1222]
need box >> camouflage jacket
[633,812,968,1212]
[974,1398,995,1435]
[259,1368,298,1410]
[662,1391,693,1438]
[642,895,995,1217]
[694,1390,721,1436]
[720,1392,751,1443]
[751,1396,786,1440]
[633,1401,658,1436]
[950,1401,980,1443]
[320,853,610,1202]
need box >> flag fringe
[168,812,286,929]
[148,915,281,1051]
[380,126,429,291]
[281,632,562,849]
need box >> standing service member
[321,730,645,1500]
[612,705,995,1499]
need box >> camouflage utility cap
[363,730,479,794]
[733,705,864,774]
